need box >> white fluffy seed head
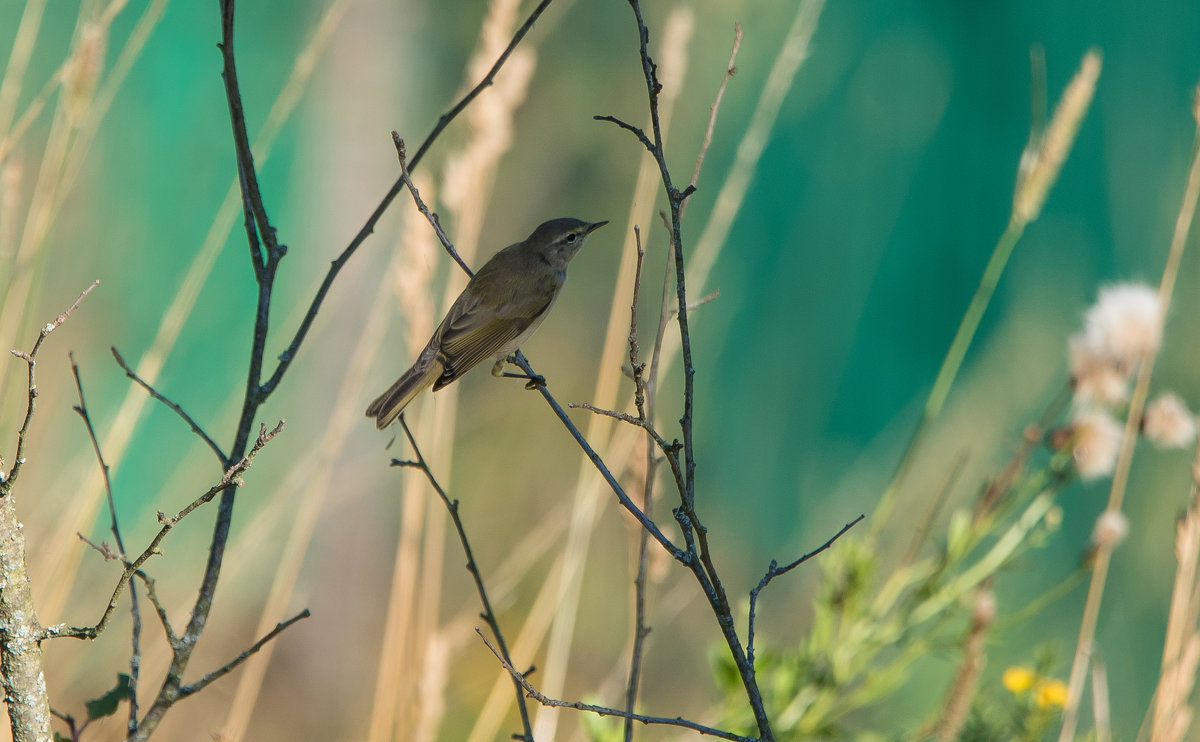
[1143,392,1197,449]
[1070,409,1123,480]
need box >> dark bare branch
[177,609,311,699]
[747,515,864,665]
[110,347,228,468]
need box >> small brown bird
[366,217,607,428]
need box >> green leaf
[54,733,73,742]
[85,673,132,720]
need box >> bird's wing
[434,292,554,388]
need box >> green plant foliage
[83,673,131,722]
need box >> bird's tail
[365,360,442,429]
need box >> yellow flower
[1034,679,1069,709]
[1003,667,1037,694]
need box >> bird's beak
[586,220,609,234]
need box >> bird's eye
[565,232,577,243]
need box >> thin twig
[393,415,534,741]
[48,707,81,742]
[70,355,141,735]
[628,225,647,416]
[176,609,311,699]
[673,289,720,316]
[391,133,473,278]
[747,515,863,665]
[110,346,228,468]
[593,114,657,154]
[623,226,651,740]
[135,572,179,647]
[510,350,685,560]
[1,280,98,494]
[567,402,686,495]
[0,280,98,741]
[477,630,755,742]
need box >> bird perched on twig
[366,217,608,428]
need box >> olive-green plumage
[366,217,607,428]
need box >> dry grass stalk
[1059,82,1200,742]
[0,0,165,398]
[0,161,20,267]
[1148,445,1200,742]
[685,0,824,299]
[1011,50,1101,226]
[0,0,49,138]
[441,0,536,264]
[1093,656,1112,742]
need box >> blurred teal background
[3,0,1200,739]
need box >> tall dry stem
[1059,81,1200,742]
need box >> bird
[366,217,608,429]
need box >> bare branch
[177,609,311,699]
[686,23,743,192]
[110,346,228,468]
[1,280,98,494]
[593,114,656,154]
[0,280,98,740]
[747,515,864,665]
[567,401,686,496]
[478,630,755,742]
[135,572,179,647]
[390,133,473,277]
[509,350,686,561]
